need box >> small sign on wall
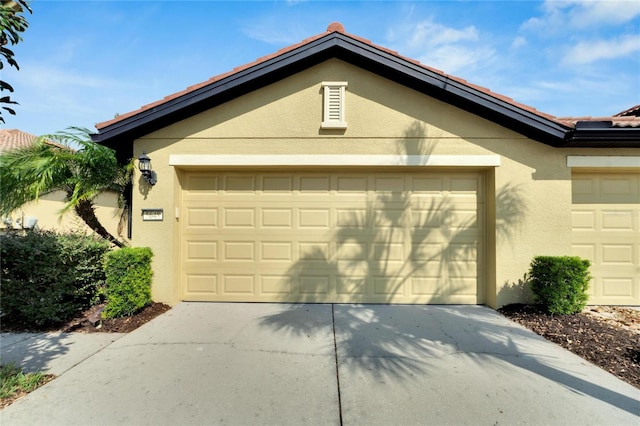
[142,209,164,221]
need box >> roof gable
[93,23,639,151]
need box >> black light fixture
[138,151,157,186]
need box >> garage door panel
[182,171,484,303]
[225,175,256,191]
[260,242,293,262]
[261,208,294,228]
[602,210,634,230]
[299,208,331,228]
[185,207,219,228]
[223,274,255,294]
[410,276,477,297]
[601,278,635,297]
[223,241,255,261]
[261,176,293,191]
[261,275,292,295]
[572,172,640,305]
[184,174,219,193]
[601,244,634,265]
[186,241,218,260]
[186,274,218,294]
[223,208,255,227]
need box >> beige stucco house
[0,129,123,237]
[93,23,640,308]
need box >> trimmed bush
[102,247,153,319]
[529,256,591,314]
[0,231,110,327]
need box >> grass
[0,363,54,408]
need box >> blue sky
[5,0,640,136]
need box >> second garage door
[572,172,640,305]
[180,170,484,304]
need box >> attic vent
[321,81,348,129]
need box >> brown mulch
[1,302,171,334]
[63,302,171,333]
[498,304,640,389]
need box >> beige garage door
[180,170,484,304]
[572,172,640,305]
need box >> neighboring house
[92,23,640,308]
[0,129,123,237]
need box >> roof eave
[565,127,640,148]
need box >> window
[321,81,348,129]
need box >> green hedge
[102,247,153,319]
[529,256,591,314]
[0,231,110,327]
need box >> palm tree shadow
[258,121,487,380]
[254,121,639,416]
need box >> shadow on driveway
[260,304,640,422]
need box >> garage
[572,172,640,305]
[180,170,485,304]
[93,25,640,308]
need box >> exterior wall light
[138,151,157,186]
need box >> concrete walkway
[1,332,125,376]
[1,303,639,425]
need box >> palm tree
[0,127,132,247]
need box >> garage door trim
[567,155,640,168]
[179,169,486,304]
[170,154,501,167]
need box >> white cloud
[241,17,310,45]
[563,34,640,64]
[385,18,492,75]
[14,63,125,91]
[5,62,143,134]
[418,45,495,76]
[511,36,527,49]
[497,70,640,117]
[406,19,478,48]
[564,0,639,28]
[523,0,640,32]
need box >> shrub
[102,247,153,319]
[528,256,591,314]
[0,231,110,327]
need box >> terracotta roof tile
[615,104,640,117]
[0,129,38,152]
[95,22,569,130]
[557,115,640,128]
[0,129,67,153]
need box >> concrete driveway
[1,303,639,425]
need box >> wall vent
[321,81,348,129]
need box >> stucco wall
[1,190,125,240]
[129,59,640,307]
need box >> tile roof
[0,129,67,153]
[558,116,640,128]
[93,22,639,148]
[95,22,563,131]
[615,104,640,117]
[0,129,38,153]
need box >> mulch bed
[499,304,640,389]
[1,302,171,334]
